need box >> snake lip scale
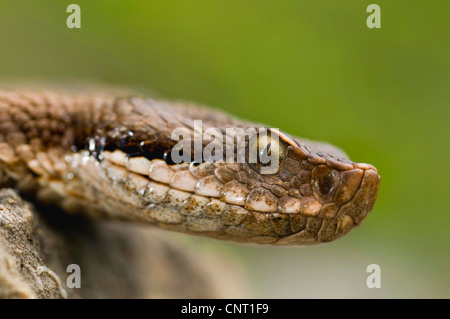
[0,90,380,245]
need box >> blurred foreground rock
[0,189,247,298]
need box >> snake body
[0,90,380,245]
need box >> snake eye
[247,131,286,175]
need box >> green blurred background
[0,0,448,298]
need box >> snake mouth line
[96,146,380,223]
[98,148,378,213]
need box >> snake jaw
[94,128,381,245]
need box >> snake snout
[335,166,380,225]
[310,162,380,226]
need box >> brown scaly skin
[0,90,380,245]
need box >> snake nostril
[319,174,333,194]
[312,165,340,202]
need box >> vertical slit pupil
[260,143,271,165]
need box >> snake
[0,89,380,245]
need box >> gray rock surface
[0,189,247,298]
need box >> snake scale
[0,90,380,245]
